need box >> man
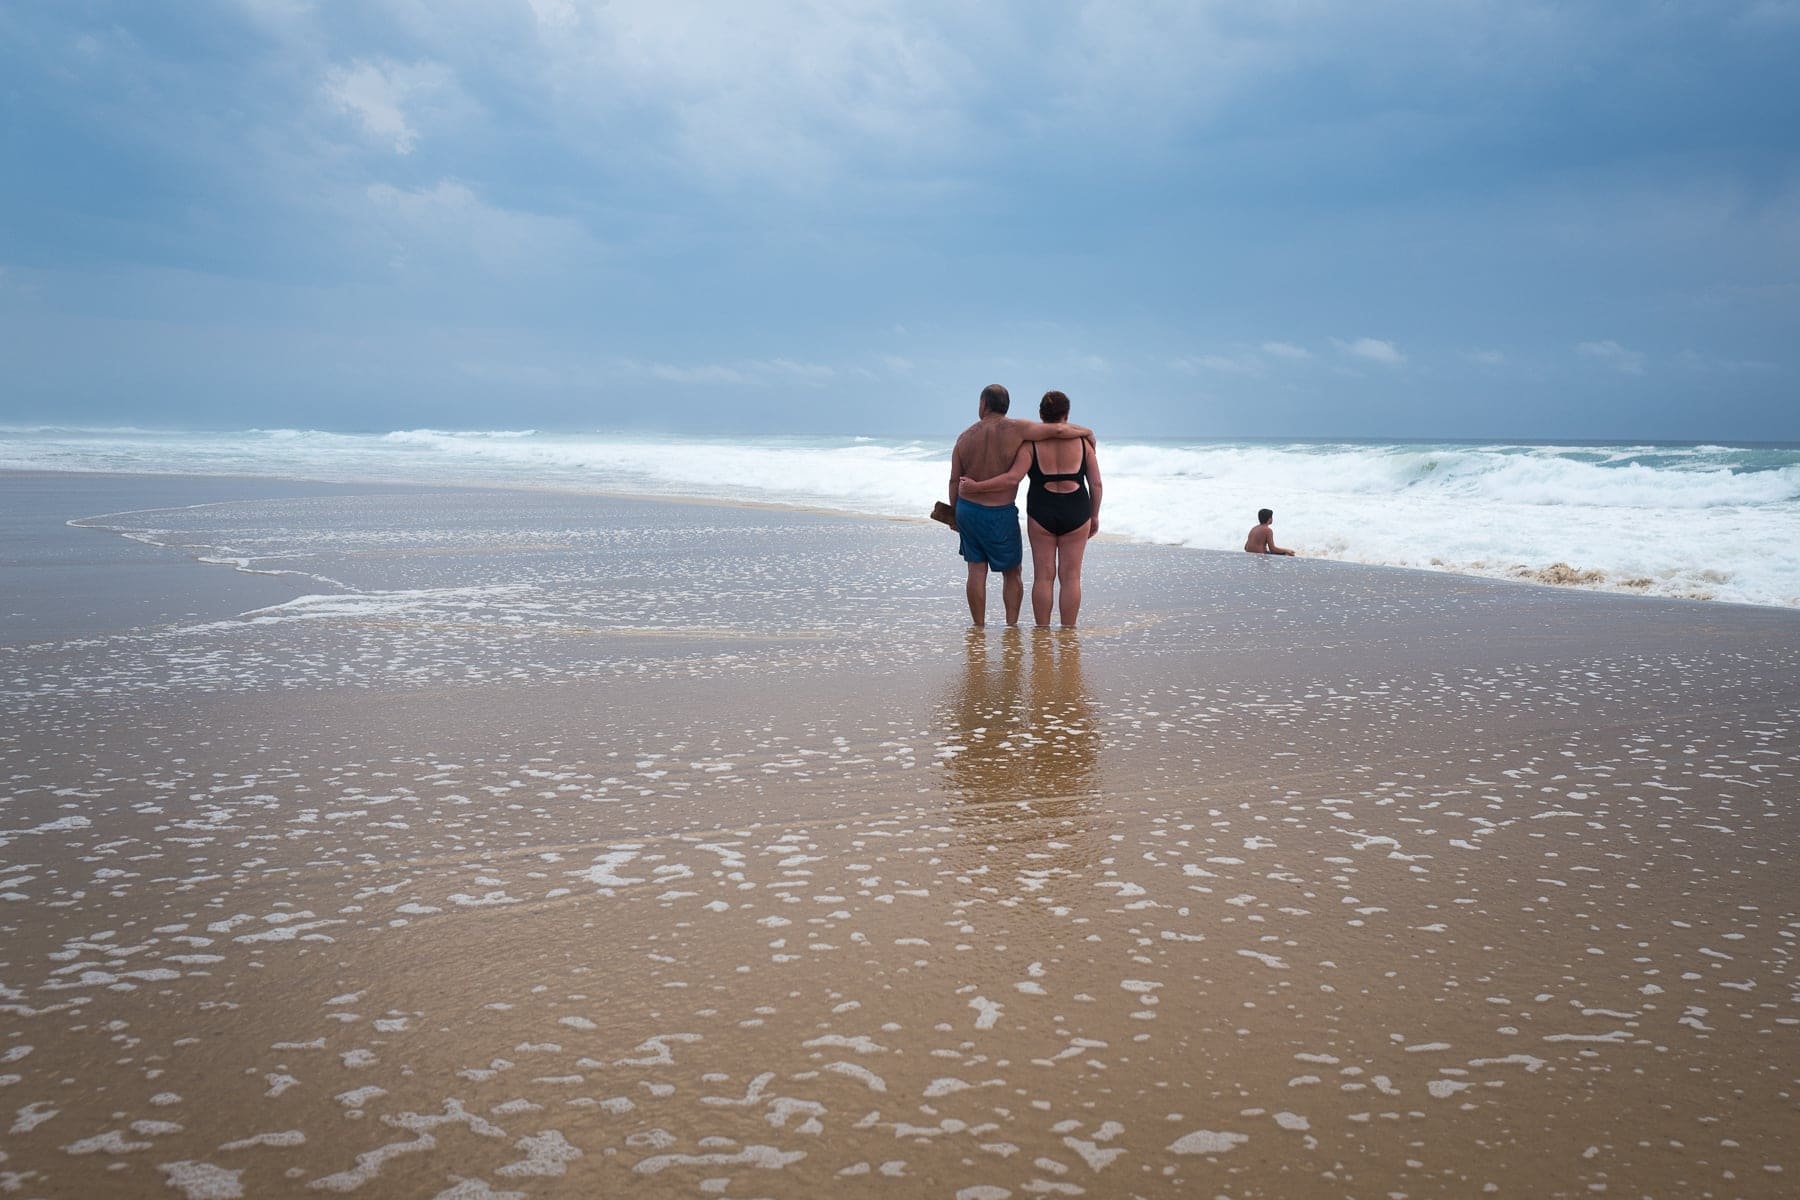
[1245,508,1296,556]
[949,384,1092,626]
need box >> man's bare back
[1245,510,1296,556]
[952,421,1032,505]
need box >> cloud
[1734,1,1800,30]
[1576,339,1645,374]
[514,2,977,188]
[364,180,597,273]
[1698,281,1800,309]
[1675,349,1778,373]
[524,0,579,33]
[0,264,36,301]
[490,1,1426,191]
[226,0,316,35]
[323,58,455,155]
[6,2,1796,439]
[1260,341,1311,360]
[453,359,564,387]
[1174,353,1261,376]
[632,358,836,386]
[764,358,835,381]
[646,362,749,385]
[1332,337,1405,365]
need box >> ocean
[3,425,1797,608]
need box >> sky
[1,0,1797,441]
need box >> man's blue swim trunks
[955,498,1022,572]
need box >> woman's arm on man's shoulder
[1011,419,1093,442]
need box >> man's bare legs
[965,562,989,626]
[967,563,1025,627]
[1027,520,1058,627]
[1054,527,1090,627]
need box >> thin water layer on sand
[0,474,455,645]
[2,481,1796,1198]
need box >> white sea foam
[1169,1129,1249,1155]
[7,427,1797,606]
[159,1161,244,1200]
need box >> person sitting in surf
[1245,508,1296,556]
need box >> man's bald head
[979,384,1011,416]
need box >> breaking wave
[4,427,1796,608]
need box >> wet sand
[2,472,1796,1198]
[0,474,438,645]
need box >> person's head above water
[1258,508,1274,525]
[1040,391,1071,422]
[979,384,1010,416]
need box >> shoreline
[12,465,1799,619]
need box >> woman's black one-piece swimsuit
[1026,443,1093,537]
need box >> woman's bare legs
[1028,518,1091,627]
[1027,518,1058,627]
[1054,525,1090,627]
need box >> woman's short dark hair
[1040,390,1071,422]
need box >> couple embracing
[950,384,1103,628]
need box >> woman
[959,390,1101,627]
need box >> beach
[2,471,1796,1198]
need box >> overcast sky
[2,1,1797,440]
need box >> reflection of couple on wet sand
[949,384,1102,628]
[939,628,1098,815]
